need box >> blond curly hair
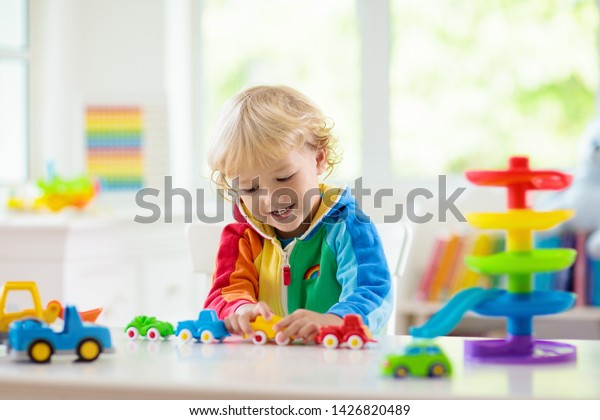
[207,85,340,192]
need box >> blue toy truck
[176,309,230,343]
[9,305,113,363]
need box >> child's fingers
[238,313,257,337]
[297,323,320,343]
[277,318,307,341]
[273,309,305,331]
[273,316,292,332]
[254,302,273,320]
[225,316,243,335]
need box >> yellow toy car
[245,315,291,346]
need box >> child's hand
[224,302,273,338]
[273,309,343,344]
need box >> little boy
[205,85,392,342]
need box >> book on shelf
[416,228,600,307]
[588,258,600,306]
[417,231,498,302]
[574,230,588,307]
[416,235,447,301]
[428,233,462,302]
[447,233,475,295]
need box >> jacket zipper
[281,240,296,287]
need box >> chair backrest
[186,221,412,335]
[375,222,410,280]
[374,222,412,335]
[185,223,227,275]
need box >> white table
[0,333,599,399]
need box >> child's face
[236,147,327,239]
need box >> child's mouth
[270,204,295,220]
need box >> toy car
[8,305,113,363]
[176,309,230,344]
[125,315,174,341]
[245,314,290,346]
[314,314,375,350]
[381,341,452,378]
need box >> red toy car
[315,314,376,350]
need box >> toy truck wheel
[252,330,268,345]
[28,340,53,363]
[275,332,290,346]
[77,339,102,362]
[178,328,194,343]
[125,327,140,340]
[322,334,340,349]
[346,334,365,350]
[428,363,447,378]
[146,327,161,342]
[394,365,410,378]
[200,330,215,344]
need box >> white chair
[186,221,411,335]
[185,222,226,276]
[374,222,412,335]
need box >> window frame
[0,0,30,185]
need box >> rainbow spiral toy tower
[411,156,578,363]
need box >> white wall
[30,0,168,178]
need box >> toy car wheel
[393,365,410,378]
[275,332,290,346]
[346,334,364,350]
[428,363,447,378]
[28,340,53,363]
[252,330,268,345]
[322,333,340,349]
[77,339,102,362]
[125,326,140,340]
[200,330,215,344]
[146,327,161,342]
[178,328,194,343]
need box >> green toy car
[381,341,452,378]
[125,315,174,341]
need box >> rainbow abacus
[86,106,144,191]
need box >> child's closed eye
[276,173,295,182]
[240,186,259,194]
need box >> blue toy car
[176,309,230,344]
[9,305,113,363]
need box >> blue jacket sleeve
[325,209,393,333]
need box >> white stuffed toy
[535,118,600,257]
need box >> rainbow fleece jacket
[204,184,393,332]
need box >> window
[405,346,421,355]
[425,346,441,355]
[201,0,360,180]
[0,0,29,184]
[198,1,599,182]
[390,0,599,176]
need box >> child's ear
[315,149,328,175]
